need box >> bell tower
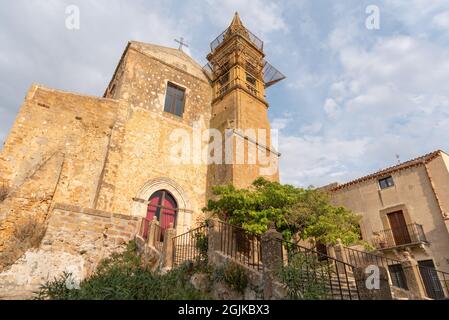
[204,13,285,189]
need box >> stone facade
[0,204,138,299]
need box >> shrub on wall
[0,219,46,271]
[194,230,209,263]
[213,262,248,294]
[277,251,330,300]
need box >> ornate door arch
[133,177,192,235]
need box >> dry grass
[0,184,8,202]
[0,219,46,271]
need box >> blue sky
[1,0,449,187]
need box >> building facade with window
[0,13,284,252]
[329,150,449,278]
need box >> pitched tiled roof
[330,150,446,192]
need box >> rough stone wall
[0,85,119,249]
[0,152,64,250]
[46,204,139,253]
[0,85,118,194]
[0,204,138,299]
[95,45,212,232]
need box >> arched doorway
[146,190,178,237]
[133,177,192,236]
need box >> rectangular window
[388,264,408,289]
[379,176,394,189]
[164,82,186,117]
[315,242,328,262]
[246,72,257,86]
[418,260,445,300]
[219,72,230,86]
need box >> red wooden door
[387,211,411,245]
[160,192,177,231]
[145,190,178,238]
[146,193,161,221]
[143,194,161,239]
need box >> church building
[0,14,284,295]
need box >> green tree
[204,178,361,246]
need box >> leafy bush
[0,219,46,271]
[204,178,362,245]
[37,242,212,300]
[213,262,248,294]
[277,251,331,300]
[194,231,209,263]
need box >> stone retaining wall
[0,204,139,300]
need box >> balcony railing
[373,223,427,250]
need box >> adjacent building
[329,150,449,298]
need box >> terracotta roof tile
[330,150,446,192]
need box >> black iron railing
[172,225,208,267]
[418,263,449,300]
[215,220,263,271]
[263,61,286,88]
[276,239,360,300]
[373,223,427,249]
[210,27,264,52]
[344,246,449,299]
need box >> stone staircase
[328,273,359,300]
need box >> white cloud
[433,10,449,28]
[324,98,339,117]
[271,117,291,131]
[278,135,369,187]
[278,2,449,187]
[300,122,322,135]
[204,0,287,36]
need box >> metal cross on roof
[174,37,189,51]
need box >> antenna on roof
[396,154,401,164]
